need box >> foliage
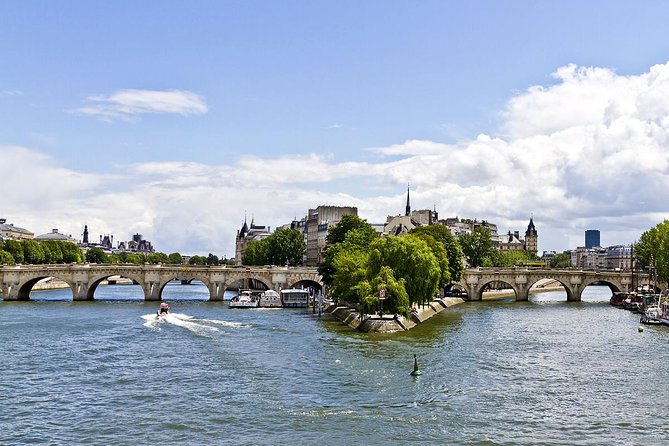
[550,252,572,268]
[636,220,669,285]
[188,255,205,265]
[330,248,370,304]
[367,234,440,307]
[3,240,24,263]
[125,253,144,264]
[410,225,464,281]
[242,238,269,266]
[458,226,494,267]
[410,232,450,286]
[325,214,372,246]
[319,223,378,285]
[146,252,169,264]
[168,252,183,264]
[358,266,410,317]
[266,228,305,266]
[0,249,15,265]
[205,253,219,265]
[22,240,45,264]
[86,247,108,264]
[490,250,540,267]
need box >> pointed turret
[405,184,411,216]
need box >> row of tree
[0,239,233,267]
[242,227,306,266]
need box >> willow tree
[410,225,464,281]
[367,234,440,307]
[357,266,410,317]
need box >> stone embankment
[327,297,465,333]
[327,280,567,333]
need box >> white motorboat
[258,289,282,308]
[229,290,259,308]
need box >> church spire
[405,184,411,216]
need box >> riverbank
[327,280,567,332]
[327,297,466,333]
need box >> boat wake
[141,313,249,335]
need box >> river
[1,284,668,445]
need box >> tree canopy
[550,252,572,268]
[242,228,305,266]
[410,225,464,281]
[458,226,494,267]
[635,220,669,286]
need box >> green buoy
[410,354,423,376]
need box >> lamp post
[379,288,386,317]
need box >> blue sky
[2,1,669,256]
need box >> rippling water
[2,284,669,445]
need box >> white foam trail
[141,314,163,330]
[161,313,221,335]
[198,318,250,328]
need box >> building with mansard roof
[0,218,34,241]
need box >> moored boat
[258,289,282,308]
[229,290,259,308]
[280,288,310,308]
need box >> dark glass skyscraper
[585,229,600,248]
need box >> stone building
[305,206,357,266]
[235,218,271,265]
[0,218,34,241]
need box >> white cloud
[0,89,23,97]
[69,89,208,122]
[6,60,669,255]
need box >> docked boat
[258,289,282,308]
[229,290,259,308]
[280,288,310,308]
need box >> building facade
[0,219,34,241]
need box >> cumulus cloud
[69,89,208,121]
[5,60,669,254]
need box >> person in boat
[158,302,169,315]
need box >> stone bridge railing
[0,264,323,301]
[456,268,645,301]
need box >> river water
[1,283,668,445]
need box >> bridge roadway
[457,267,642,301]
[0,264,323,301]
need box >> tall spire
[405,184,411,216]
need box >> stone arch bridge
[454,268,644,302]
[0,264,323,301]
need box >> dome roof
[35,229,77,243]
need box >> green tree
[206,253,219,265]
[319,224,378,285]
[168,252,183,264]
[331,248,370,304]
[22,240,45,264]
[61,242,83,263]
[411,232,450,286]
[636,220,669,286]
[491,250,540,267]
[147,252,169,264]
[550,252,572,268]
[126,253,144,264]
[86,247,108,264]
[325,214,372,245]
[242,238,269,265]
[188,255,205,265]
[367,234,441,307]
[410,225,464,281]
[0,249,15,265]
[458,226,494,267]
[358,266,411,317]
[266,228,305,266]
[3,240,24,263]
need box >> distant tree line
[0,239,234,267]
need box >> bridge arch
[474,279,520,301]
[158,274,213,301]
[223,274,273,293]
[526,277,576,301]
[17,275,76,301]
[287,279,323,293]
[87,272,146,300]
